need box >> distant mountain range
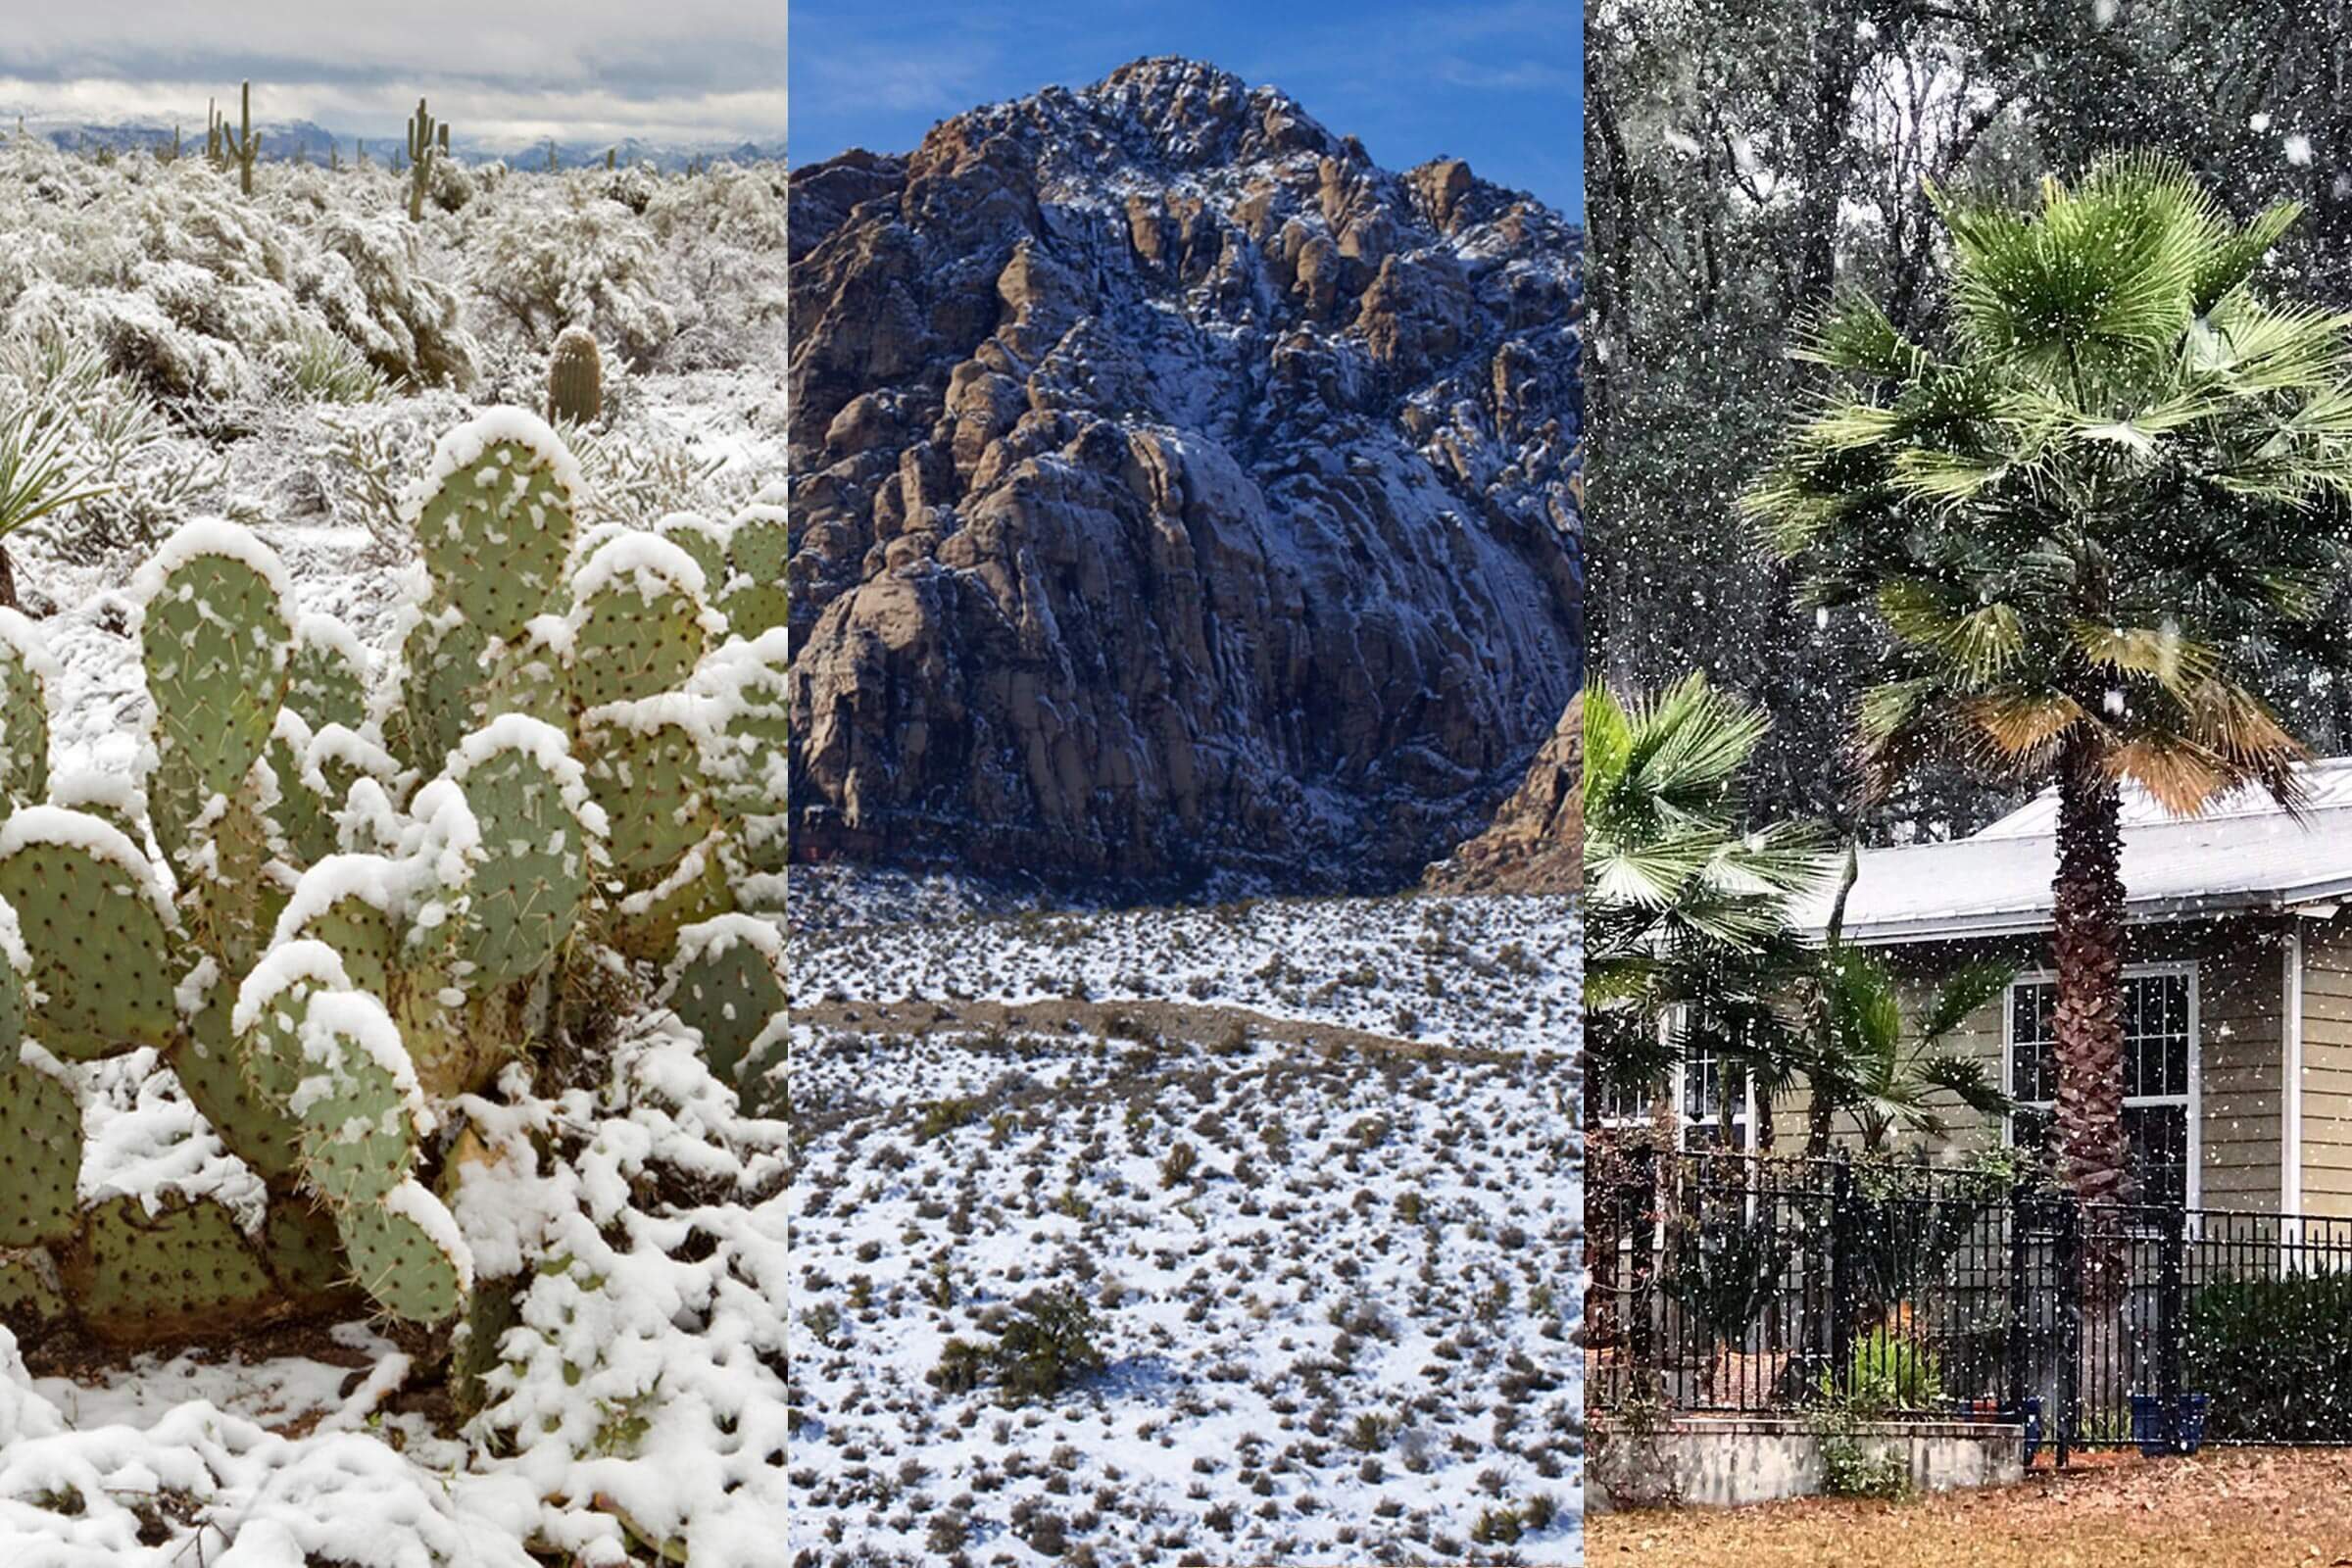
[13,116,783,172]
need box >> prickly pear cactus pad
[403,411,582,646]
[0,808,177,1058]
[0,1051,81,1250]
[719,505,787,641]
[579,697,719,890]
[655,511,731,584]
[285,612,371,734]
[446,715,606,983]
[129,518,296,837]
[0,610,58,819]
[285,990,425,1211]
[482,613,574,729]
[63,1192,276,1346]
[167,958,305,1184]
[567,533,720,710]
[394,606,491,777]
[336,1177,470,1325]
[660,914,784,1090]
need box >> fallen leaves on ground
[1591,1447,2352,1567]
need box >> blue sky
[789,0,1583,217]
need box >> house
[1717,760,2352,1218]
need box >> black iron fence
[1588,1151,2352,1456]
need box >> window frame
[2001,960,2201,1208]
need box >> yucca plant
[1750,153,2352,1212]
[0,398,112,606]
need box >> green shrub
[1847,1326,1944,1412]
[2187,1272,2352,1443]
[994,1288,1106,1403]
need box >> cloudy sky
[0,2,786,147]
[791,0,1583,215]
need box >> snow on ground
[794,894,1582,1056]
[0,137,788,1565]
[790,898,1585,1565]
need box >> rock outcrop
[1424,696,1582,896]
[789,57,1582,892]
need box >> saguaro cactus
[407,97,437,221]
[219,81,259,196]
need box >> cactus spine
[546,326,603,426]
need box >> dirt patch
[1591,1447,2352,1565]
[796,994,1526,1064]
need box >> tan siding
[1769,920,2285,1212]
[2299,921,2352,1211]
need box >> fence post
[1629,1143,1659,1398]
[1829,1156,1856,1396]
[2158,1199,2186,1453]
[2006,1173,2032,1421]
[2056,1190,2082,1467]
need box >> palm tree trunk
[2052,732,2128,1215]
[2052,724,2129,1418]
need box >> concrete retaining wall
[1598,1416,2025,1509]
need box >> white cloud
[0,2,784,139]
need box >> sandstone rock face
[790,57,1583,892]
[1425,696,1582,896]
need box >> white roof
[1799,759,2352,945]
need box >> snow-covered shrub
[0,140,477,414]
[465,179,676,367]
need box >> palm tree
[1749,154,2352,1213]
[1798,948,2013,1156]
[1585,674,1830,1127]
[1585,674,1828,1405]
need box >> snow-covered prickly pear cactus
[0,808,177,1059]
[445,717,604,984]
[720,505,788,641]
[286,614,371,734]
[0,914,77,1248]
[568,534,715,711]
[660,915,784,1092]
[0,612,57,819]
[130,520,296,862]
[0,405,779,1348]
[408,413,581,647]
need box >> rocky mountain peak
[789,61,1583,896]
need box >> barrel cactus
[547,325,604,426]
[0,408,780,1349]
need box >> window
[1592,1048,1754,1151]
[2007,968,2195,1206]
[1680,1047,1751,1151]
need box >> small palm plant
[1749,153,2352,1213]
[1584,674,1830,1114]
[1796,851,2013,1155]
